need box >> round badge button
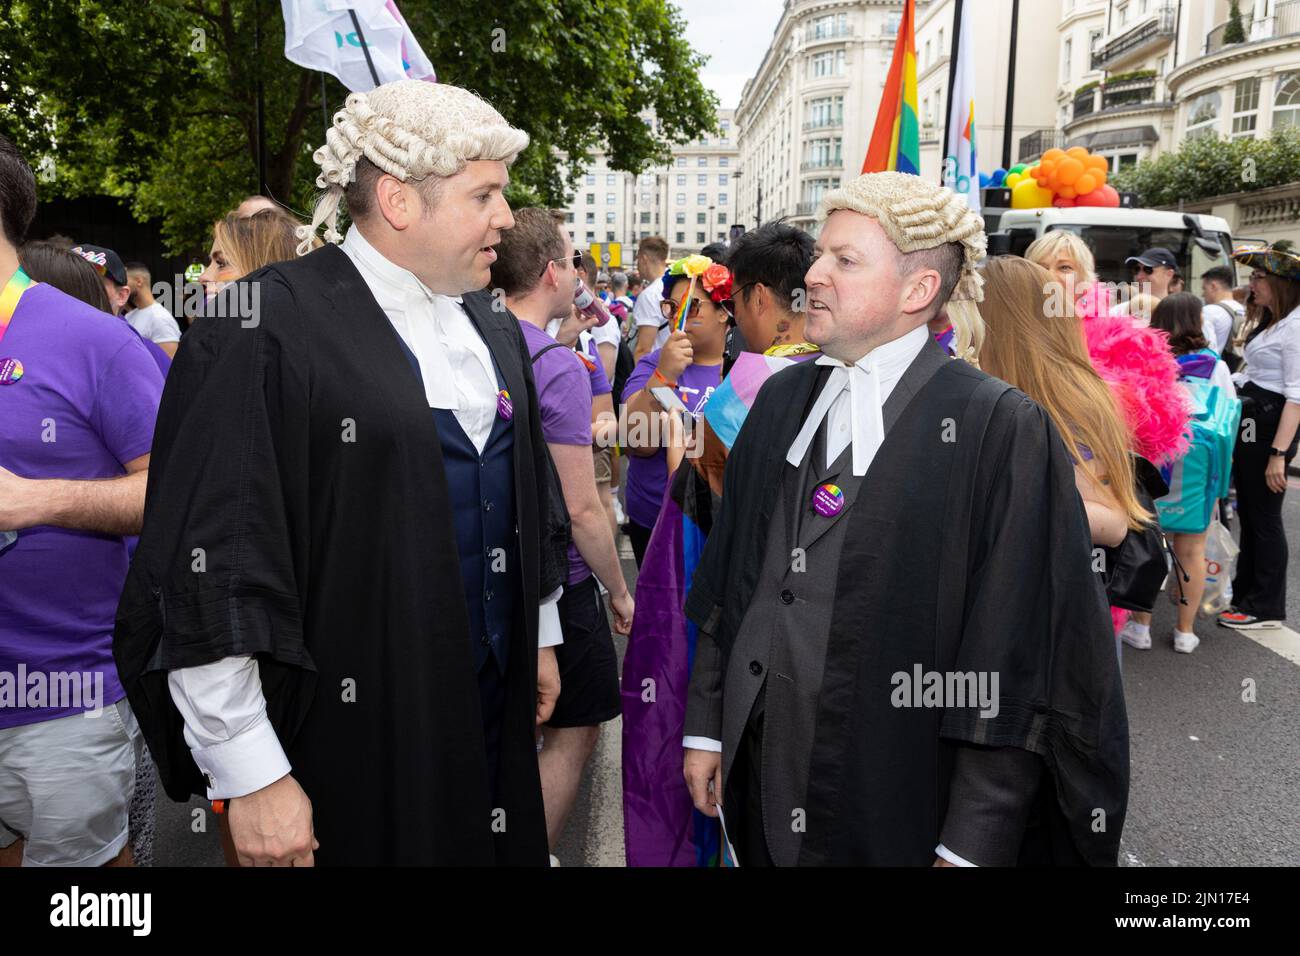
[812,482,844,517]
[0,357,24,385]
[496,389,513,421]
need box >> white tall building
[558,109,739,264]
[1054,0,1300,170]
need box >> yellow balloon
[1005,172,1025,188]
[1011,178,1053,209]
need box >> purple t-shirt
[582,334,612,398]
[519,320,598,585]
[623,348,722,529]
[0,283,165,728]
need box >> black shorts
[546,575,621,728]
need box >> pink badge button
[812,482,844,518]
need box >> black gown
[113,245,560,865]
[685,357,1130,865]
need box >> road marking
[1235,623,1300,666]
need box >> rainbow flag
[862,0,919,175]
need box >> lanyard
[0,268,35,348]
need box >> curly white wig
[298,80,529,255]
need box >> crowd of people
[1,78,1298,869]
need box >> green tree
[1223,0,1247,45]
[1112,127,1300,206]
[0,0,717,253]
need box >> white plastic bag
[1200,517,1239,617]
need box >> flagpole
[1001,0,1020,170]
[321,73,330,135]
[348,9,382,88]
[254,0,267,195]
[941,0,964,182]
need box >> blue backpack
[1156,350,1242,534]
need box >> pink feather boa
[1080,312,1191,466]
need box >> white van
[986,206,1236,286]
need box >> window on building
[805,137,843,167]
[697,192,707,204]
[720,119,731,131]
[640,211,650,224]
[696,232,706,243]
[586,175,595,185]
[938,27,944,53]
[676,193,686,205]
[1090,30,1104,58]
[1232,77,1261,139]
[677,157,686,167]
[676,232,685,243]
[924,39,932,66]
[1185,89,1221,140]
[585,231,595,242]
[605,231,614,242]
[606,174,617,185]
[641,192,650,203]
[676,212,686,224]
[585,212,595,224]
[697,212,707,224]
[565,212,574,223]
[923,95,931,126]
[810,50,846,79]
[718,193,727,204]
[717,212,727,225]
[606,193,615,204]
[698,174,708,186]
[640,231,650,239]
[1274,72,1300,128]
[1117,3,1128,27]
[605,212,615,223]
[719,173,729,185]
[1156,55,1167,76]
[806,95,845,128]
[586,193,594,204]
[677,175,686,186]
[698,156,707,166]
[719,157,729,167]
[1062,38,1072,83]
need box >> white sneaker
[549,854,562,867]
[1119,621,1151,650]
[1173,630,1200,654]
[613,497,627,526]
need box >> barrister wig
[818,171,987,364]
[298,80,530,255]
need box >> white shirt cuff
[935,843,979,867]
[191,713,293,800]
[539,595,564,648]
[683,736,723,752]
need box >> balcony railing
[1074,89,1098,118]
[805,23,855,43]
[1019,128,1067,162]
[1205,0,1300,55]
[803,118,844,131]
[800,159,843,171]
[795,201,819,217]
[1102,79,1157,110]
[1091,5,1176,70]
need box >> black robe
[113,245,560,865]
[684,358,1130,865]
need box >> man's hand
[683,748,722,818]
[0,466,38,530]
[227,774,318,867]
[657,330,694,383]
[933,857,958,867]
[609,590,634,636]
[537,645,560,725]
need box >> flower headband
[663,254,733,304]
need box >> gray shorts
[0,698,142,866]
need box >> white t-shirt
[1201,299,1243,355]
[631,275,669,350]
[125,302,181,344]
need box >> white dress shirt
[1239,304,1300,403]
[169,225,561,801]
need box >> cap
[1125,247,1178,272]
[71,244,128,286]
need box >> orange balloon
[1058,185,1078,200]
[1058,157,1084,186]
[1066,146,1089,160]
[1042,148,1066,163]
[1086,155,1108,172]
[1075,172,1097,195]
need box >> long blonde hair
[213,209,311,277]
[978,257,1150,530]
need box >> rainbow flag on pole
[862,0,919,175]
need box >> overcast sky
[673,0,786,110]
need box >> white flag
[942,0,979,214]
[281,0,436,92]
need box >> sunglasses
[540,253,584,277]
[1132,265,1154,276]
[660,298,704,321]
